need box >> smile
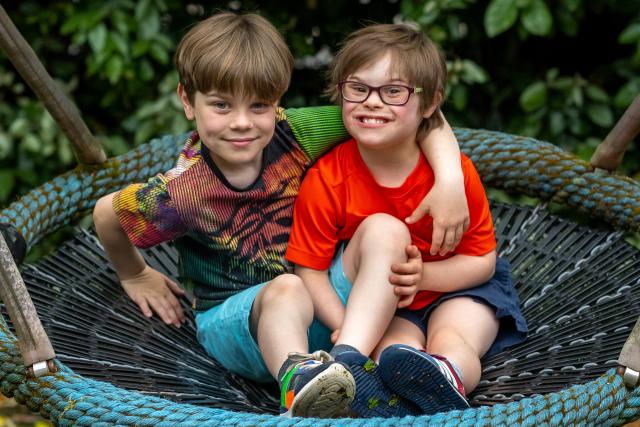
[358,116,389,124]
[224,137,257,147]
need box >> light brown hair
[327,23,446,138]
[175,12,293,104]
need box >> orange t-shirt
[285,139,496,310]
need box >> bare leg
[249,274,314,379]
[371,316,426,362]
[426,297,499,392]
[336,213,411,356]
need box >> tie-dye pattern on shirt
[113,120,311,310]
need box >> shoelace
[286,349,333,365]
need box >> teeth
[361,117,386,124]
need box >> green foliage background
[1,0,639,205]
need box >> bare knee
[255,274,311,312]
[358,213,411,249]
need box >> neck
[211,152,263,189]
[356,138,421,187]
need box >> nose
[230,108,253,130]
[363,88,384,108]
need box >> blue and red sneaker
[378,344,469,415]
[334,348,419,418]
[279,351,355,418]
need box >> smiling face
[179,85,277,178]
[341,53,430,153]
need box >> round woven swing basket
[0,121,639,426]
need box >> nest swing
[0,6,639,426]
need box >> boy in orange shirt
[286,24,527,417]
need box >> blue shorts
[395,257,528,357]
[195,245,353,383]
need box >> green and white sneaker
[279,351,355,418]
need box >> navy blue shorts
[396,257,528,357]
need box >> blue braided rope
[0,133,186,250]
[0,319,638,426]
[1,127,638,250]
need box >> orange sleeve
[285,168,342,270]
[455,158,496,256]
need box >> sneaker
[378,344,469,415]
[334,348,419,418]
[279,350,355,418]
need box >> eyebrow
[349,76,409,84]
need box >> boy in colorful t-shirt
[286,24,527,417]
[93,13,471,418]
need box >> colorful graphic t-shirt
[114,119,314,310]
[285,138,496,311]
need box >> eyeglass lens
[341,82,411,105]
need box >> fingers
[135,297,153,318]
[405,203,430,225]
[166,278,186,296]
[150,295,183,327]
[331,329,340,344]
[396,292,416,309]
[430,225,444,255]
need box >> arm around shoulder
[412,114,470,256]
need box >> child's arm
[93,193,185,326]
[411,115,470,256]
[294,265,345,332]
[419,250,496,293]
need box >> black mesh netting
[12,202,640,414]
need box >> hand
[331,329,340,344]
[389,245,423,308]
[405,178,470,256]
[121,265,186,327]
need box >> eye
[383,86,405,97]
[251,102,271,112]
[212,101,230,110]
[349,83,368,93]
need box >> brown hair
[327,23,446,137]
[175,12,293,104]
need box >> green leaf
[585,85,609,103]
[619,23,640,44]
[451,85,468,110]
[570,86,583,107]
[149,43,169,64]
[549,111,565,135]
[110,32,129,56]
[0,170,15,201]
[88,24,108,53]
[586,104,614,128]
[22,134,40,153]
[485,0,519,38]
[461,60,489,84]
[521,0,552,36]
[105,56,124,83]
[0,132,11,159]
[519,81,547,112]
[614,80,640,109]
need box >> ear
[422,90,443,119]
[177,83,195,120]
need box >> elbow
[93,193,117,233]
[483,250,497,280]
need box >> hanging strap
[590,94,640,171]
[0,5,105,165]
[618,317,640,388]
[0,233,56,377]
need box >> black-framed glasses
[338,81,423,106]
